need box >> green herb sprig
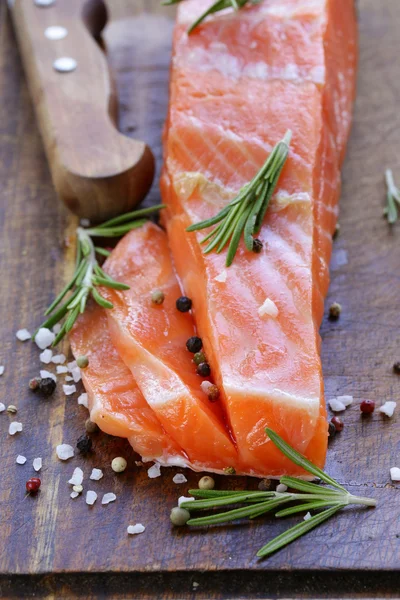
[384,169,400,224]
[178,428,376,558]
[186,131,291,266]
[162,0,262,34]
[36,205,165,345]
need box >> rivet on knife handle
[10,0,155,221]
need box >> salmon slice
[100,222,240,473]
[70,302,184,462]
[161,0,357,475]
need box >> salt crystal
[78,393,88,409]
[70,491,79,499]
[328,398,346,412]
[304,512,312,521]
[102,493,117,505]
[40,349,53,364]
[56,366,68,374]
[258,298,279,319]
[65,376,74,382]
[80,218,90,227]
[200,381,213,394]
[56,444,74,460]
[0,403,5,413]
[276,483,288,493]
[379,401,397,418]
[90,468,103,481]
[86,490,97,505]
[215,270,227,283]
[390,467,400,482]
[9,422,23,435]
[127,524,145,535]
[147,463,161,479]
[16,329,31,342]
[67,360,77,372]
[63,384,76,396]
[40,370,57,382]
[33,458,42,472]
[68,467,84,486]
[52,324,62,335]
[52,354,66,364]
[178,496,195,507]
[16,455,27,465]
[0,366,4,376]
[35,328,55,349]
[173,474,187,484]
[193,582,199,589]
[337,395,353,407]
[71,367,81,383]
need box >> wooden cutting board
[0,1,399,598]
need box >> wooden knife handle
[11,0,155,221]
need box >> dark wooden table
[0,1,399,598]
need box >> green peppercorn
[197,362,211,377]
[223,467,236,475]
[151,289,165,305]
[193,351,206,366]
[329,302,342,321]
[198,476,215,490]
[85,418,99,434]
[252,238,263,253]
[77,355,89,369]
[186,336,202,353]
[170,507,191,526]
[176,296,192,312]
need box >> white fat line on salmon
[223,384,320,412]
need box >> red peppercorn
[360,400,375,414]
[26,477,41,494]
[331,416,344,432]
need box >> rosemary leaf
[92,276,130,291]
[275,500,342,518]
[162,0,259,34]
[91,287,114,310]
[188,489,273,499]
[94,246,111,257]
[385,169,400,224]
[279,477,345,496]
[180,491,269,511]
[187,498,289,526]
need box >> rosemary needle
[187,131,291,266]
[37,204,165,345]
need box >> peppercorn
[170,507,191,526]
[34,377,56,397]
[26,477,41,494]
[393,362,400,375]
[193,351,207,366]
[196,362,211,377]
[207,384,220,402]
[360,400,375,414]
[176,296,192,312]
[85,418,99,434]
[76,355,89,369]
[198,476,215,490]
[111,457,127,473]
[252,238,263,253]
[258,478,272,491]
[328,422,336,439]
[6,405,17,414]
[186,336,203,353]
[151,289,165,305]
[29,377,41,391]
[223,466,236,475]
[329,302,342,321]
[331,416,344,432]
[76,434,92,455]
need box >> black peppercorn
[328,422,336,440]
[76,434,92,455]
[393,362,400,375]
[186,336,202,353]
[39,377,57,397]
[252,238,263,253]
[176,296,192,312]
[197,362,211,377]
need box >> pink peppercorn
[26,478,41,494]
[360,400,375,414]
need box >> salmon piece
[70,302,184,462]
[161,0,357,475]
[101,222,240,473]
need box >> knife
[8,0,155,222]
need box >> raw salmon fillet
[160,0,357,475]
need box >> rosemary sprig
[178,428,376,558]
[36,205,165,345]
[162,0,262,34]
[186,131,291,266]
[384,169,400,224]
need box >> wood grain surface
[0,1,399,598]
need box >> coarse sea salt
[65,376,74,382]
[52,324,62,335]
[68,467,84,486]
[147,463,161,479]
[52,354,66,364]
[40,370,57,382]
[102,493,117,505]
[258,298,279,319]
[86,491,97,506]
[40,349,53,364]
[33,458,42,472]
[328,398,346,412]
[304,512,312,521]
[200,381,213,394]
[390,467,400,482]
[0,403,5,413]
[9,422,23,435]
[71,367,81,383]
[16,455,27,465]
[173,474,187,484]
[78,393,88,408]
[63,384,76,396]
[127,524,145,535]
[56,444,74,461]
[178,496,195,507]
[68,360,78,372]
[16,329,31,342]
[379,401,397,418]
[276,483,288,493]
[70,491,80,499]
[90,468,103,481]
[214,270,227,283]
[56,366,68,374]
[337,395,353,407]
[35,328,55,349]
[0,366,4,376]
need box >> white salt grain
[328,398,346,412]
[102,493,117,505]
[68,467,84,486]
[379,401,397,418]
[63,384,76,396]
[78,393,88,409]
[337,395,353,407]
[147,463,161,479]
[258,298,279,319]
[40,349,53,364]
[178,496,195,507]
[56,444,74,461]
[40,370,57,382]
[276,483,288,493]
[127,524,145,535]
[35,328,55,349]
[214,270,227,283]
[16,455,27,465]
[70,491,79,499]
[71,367,81,383]
[9,422,23,435]
[52,324,62,335]
[56,366,68,374]
[86,491,98,506]
[52,354,66,364]
[304,512,312,521]
[173,474,187,484]
[0,403,5,413]
[200,381,213,394]
[67,360,78,372]
[33,458,42,472]
[65,376,74,382]
[90,468,103,481]
[390,467,400,482]
[16,329,31,342]
[0,366,4,376]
